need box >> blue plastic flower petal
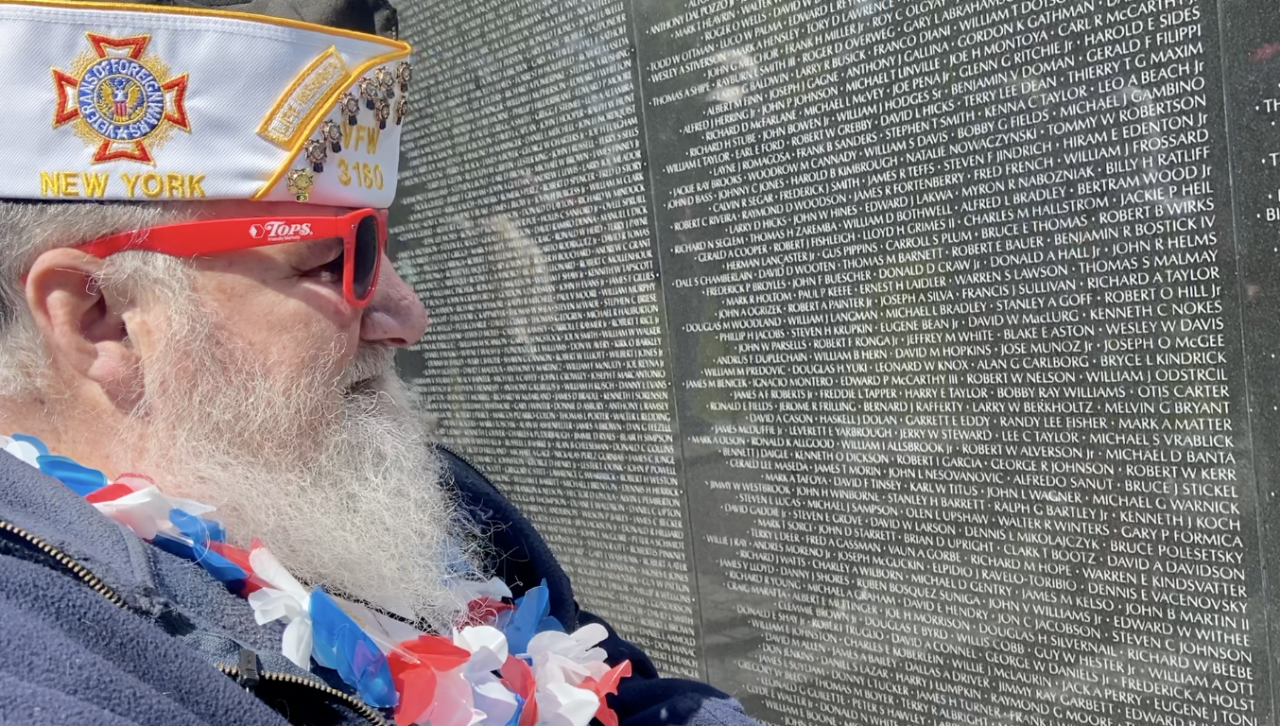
[350,635,397,708]
[169,509,214,545]
[310,588,398,708]
[36,455,107,496]
[164,510,247,587]
[309,589,344,670]
[151,532,197,560]
[11,434,49,456]
[196,547,248,587]
[202,519,227,543]
[537,615,565,634]
[504,580,550,656]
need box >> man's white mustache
[339,346,397,390]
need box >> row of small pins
[287,61,412,201]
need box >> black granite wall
[391,1,1277,724]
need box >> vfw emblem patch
[52,34,190,164]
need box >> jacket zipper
[0,519,126,607]
[0,518,389,726]
[215,664,390,726]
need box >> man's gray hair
[0,200,195,396]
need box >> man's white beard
[126,302,483,632]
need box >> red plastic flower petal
[465,597,515,626]
[85,482,135,503]
[580,661,632,726]
[500,655,538,726]
[400,634,471,670]
[206,540,265,594]
[388,636,472,726]
[389,655,438,726]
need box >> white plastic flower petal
[528,624,606,660]
[585,660,610,681]
[449,576,513,603]
[526,632,569,680]
[167,497,216,517]
[249,547,310,601]
[567,623,607,651]
[455,626,509,676]
[247,547,314,670]
[421,669,475,726]
[281,616,315,670]
[2,437,41,468]
[527,624,609,687]
[471,677,519,726]
[247,587,304,624]
[535,683,599,726]
[91,486,172,540]
[113,474,152,492]
[247,587,313,669]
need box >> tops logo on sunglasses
[249,222,313,241]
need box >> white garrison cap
[2,0,412,207]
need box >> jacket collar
[0,450,165,613]
[0,447,580,655]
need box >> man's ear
[25,248,141,407]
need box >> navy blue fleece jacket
[0,447,755,726]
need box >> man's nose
[359,255,430,347]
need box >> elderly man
[0,1,755,725]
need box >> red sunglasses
[75,208,387,308]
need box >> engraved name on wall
[393,0,701,677]
[633,0,1259,724]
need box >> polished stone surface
[391,0,1274,724]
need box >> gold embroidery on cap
[252,47,409,200]
[257,47,350,149]
[52,33,191,165]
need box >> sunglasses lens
[352,215,380,300]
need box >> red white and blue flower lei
[3,434,631,726]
